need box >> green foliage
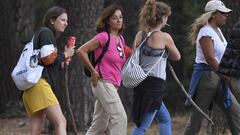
[182,0,205,18]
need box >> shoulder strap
[146,49,165,74]
[94,32,110,65]
[141,32,147,42]
[33,27,51,50]
[119,35,124,45]
[137,30,160,49]
[95,32,110,78]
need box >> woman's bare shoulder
[151,31,172,44]
[153,31,171,38]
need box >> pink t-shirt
[94,32,126,86]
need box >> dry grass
[0,118,28,135]
[0,115,231,135]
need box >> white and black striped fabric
[122,46,147,88]
[122,30,165,88]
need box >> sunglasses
[218,11,230,16]
[117,44,124,58]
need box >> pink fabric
[94,32,126,86]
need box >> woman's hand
[91,70,100,87]
[64,46,75,65]
[217,72,230,81]
[64,46,75,58]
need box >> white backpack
[11,36,44,91]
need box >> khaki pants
[86,80,127,135]
[184,71,240,135]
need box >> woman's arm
[38,28,74,65]
[164,33,181,61]
[76,37,100,86]
[76,38,100,73]
[199,36,218,70]
[200,36,230,80]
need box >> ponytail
[139,0,171,32]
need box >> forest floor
[0,115,231,135]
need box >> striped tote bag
[122,31,165,88]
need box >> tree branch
[168,63,214,125]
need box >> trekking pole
[168,63,214,125]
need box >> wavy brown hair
[139,0,171,32]
[96,5,124,34]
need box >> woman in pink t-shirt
[76,5,128,135]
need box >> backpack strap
[94,32,110,65]
[119,35,125,45]
[33,27,51,50]
[95,32,110,78]
[141,31,147,42]
[137,30,160,49]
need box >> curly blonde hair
[139,0,171,32]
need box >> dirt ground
[0,117,28,135]
[0,115,231,135]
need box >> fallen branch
[168,63,214,125]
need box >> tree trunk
[0,0,34,114]
[54,0,104,132]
